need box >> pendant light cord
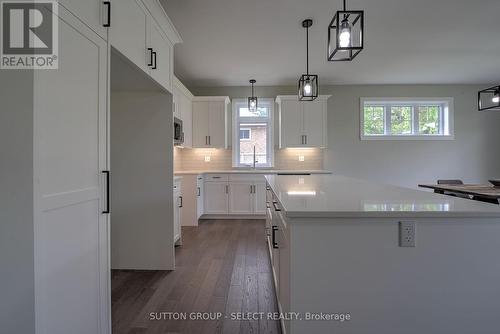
[343,0,346,11]
[306,24,309,75]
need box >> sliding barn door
[33,5,109,334]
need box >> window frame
[232,98,274,168]
[239,128,251,141]
[360,97,454,140]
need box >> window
[239,129,251,141]
[360,98,454,140]
[232,99,274,167]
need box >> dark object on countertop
[489,180,500,188]
[277,173,311,175]
[437,179,464,185]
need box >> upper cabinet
[276,95,330,148]
[57,0,109,40]
[173,77,194,148]
[192,97,231,149]
[109,0,182,92]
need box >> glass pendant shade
[328,0,364,61]
[298,19,319,101]
[248,79,258,112]
[478,85,500,111]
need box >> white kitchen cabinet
[228,182,254,214]
[253,182,267,215]
[109,0,149,73]
[173,77,194,148]
[148,17,173,92]
[192,97,230,148]
[173,180,182,245]
[204,182,229,214]
[33,5,109,334]
[276,95,330,148]
[58,0,108,40]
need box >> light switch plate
[399,221,416,247]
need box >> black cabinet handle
[179,196,183,208]
[102,171,110,214]
[272,201,281,212]
[272,226,279,249]
[152,51,157,69]
[197,187,201,196]
[103,1,111,27]
[147,48,154,67]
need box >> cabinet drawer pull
[272,226,279,249]
[225,185,229,194]
[197,187,201,196]
[272,201,281,212]
[103,1,111,27]
[102,170,110,214]
[179,196,183,208]
[212,176,221,179]
[147,48,154,67]
[152,51,157,69]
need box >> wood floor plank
[112,219,281,334]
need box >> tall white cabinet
[29,1,182,334]
[33,5,109,334]
[192,97,231,148]
[173,76,194,148]
[276,95,330,148]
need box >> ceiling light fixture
[478,85,500,111]
[248,79,258,112]
[298,19,318,101]
[328,0,364,61]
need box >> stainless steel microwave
[174,117,184,146]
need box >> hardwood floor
[111,219,281,334]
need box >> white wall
[191,84,500,188]
[110,91,174,270]
[0,71,35,333]
[325,85,500,188]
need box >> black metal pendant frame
[248,79,258,111]
[327,0,364,61]
[478,85,500,111]
[298,74,319,101]
[298,19,319,101]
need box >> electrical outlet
[204,156,211,162]
[399,221,416,247]
[298,155,305,162]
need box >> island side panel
[289,217,500,334]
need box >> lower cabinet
[173,180,182,245]
[196,175,204,219]
[267,185,290,334]
[202,174,267,216]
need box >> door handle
[272,226,279,249]
[103,1,111,27]
[197,187,201,196]
[102,171,110,214]
[305,135,307,145]
[226,185,229,194]
[147,48,154,67]
[208,136,211,145]
[179,196,183,208]
[250,185,253,193]
[152,51,157,69]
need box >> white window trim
[360,97,454,141]
[232,98,274,168]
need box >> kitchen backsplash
[174,147,324,171]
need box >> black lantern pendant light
[478,85,500,111]
[328,0,364,61]
[298,19,319,101]
[248,79,258,112]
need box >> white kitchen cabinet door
[182,94,193,148]
[148,17,173,92]
[204,182,228,214]
[196,176,204,219]
[303,99,326,147]
[253,183,267,215]
[208,101,226,148]
[58,0,108,40]
[173,184,181,244]
[109,0,148,73]
[278,221,290,334]
[228,183,254,214]
[279,99,304,148]
[172,89,181,120]
[192,102,210,147]
[33,5,109,334]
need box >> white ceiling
[160,0,500,88]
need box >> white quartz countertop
[265,174,500,219]
[174,170,332,175]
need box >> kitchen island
[265,174,500,334]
